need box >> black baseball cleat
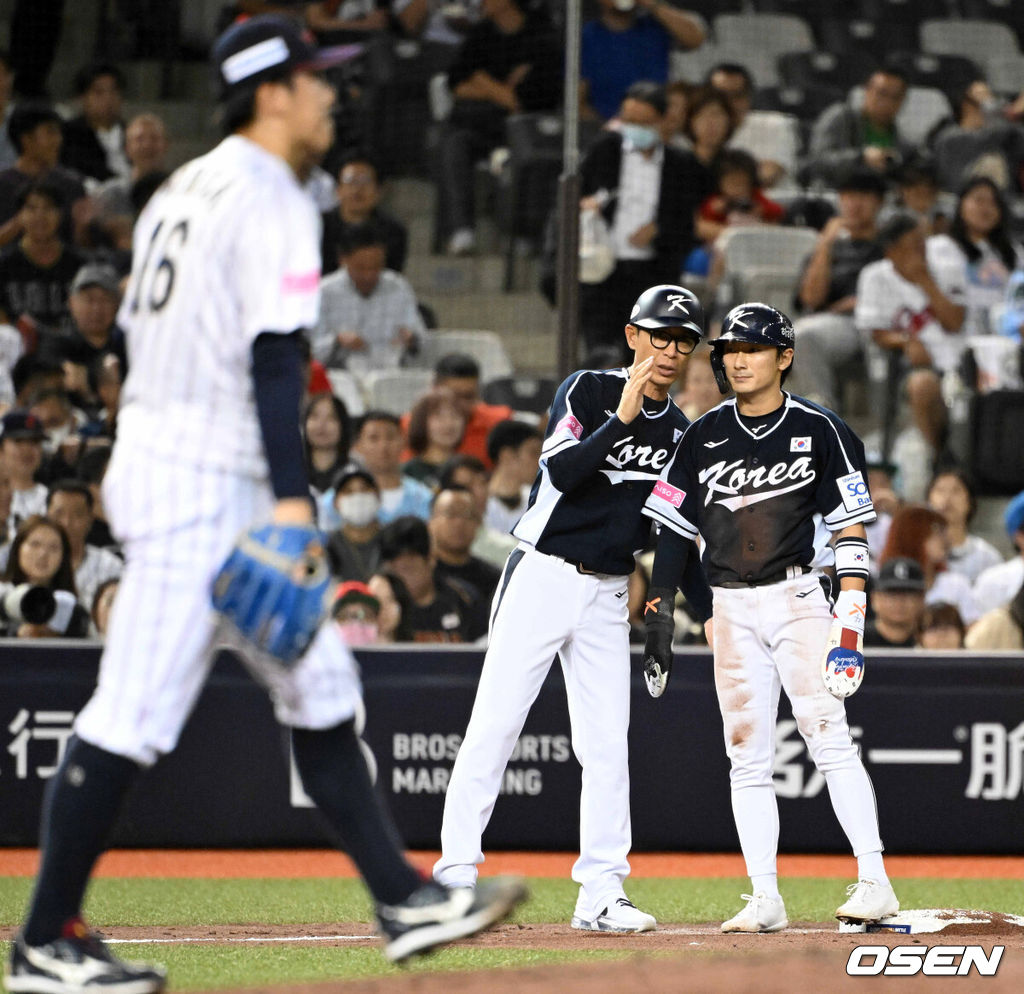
[5,926,167,994]
[376,876,528,963]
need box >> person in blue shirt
[581,0,704,122]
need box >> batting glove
[642,586,675,699]
[821,588,867,698]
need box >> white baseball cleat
[571,897,656,933]
[835,879,899,923]
[721,892,789,933]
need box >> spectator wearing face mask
[331,580,383,647]
[326,467,382,581]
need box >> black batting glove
[643,585,675,699]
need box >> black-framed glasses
[644,328,698,354]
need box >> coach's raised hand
[616,356,655,424]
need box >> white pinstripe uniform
[75,136,362,767]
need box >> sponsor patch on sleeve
[837,470,872,513]
[790,436,812,452]
[281,270,320,294]
[652,480,685,508]
[556,414,584,440]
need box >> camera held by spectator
[0,580,78,632]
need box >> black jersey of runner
[643,393,875,585]
[514,367,690,575]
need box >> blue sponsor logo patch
[827,648,862,678]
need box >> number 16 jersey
[117,135,322,479]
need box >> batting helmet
[710,302,795,394]
[628,285,705,340]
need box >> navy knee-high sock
[291,720,421,906]
[23,736,140,945]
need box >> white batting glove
[821,589,867,698]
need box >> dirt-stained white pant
[75,447,363,767]
[712,573,883,877]
[434,544,633,919]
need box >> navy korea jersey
[514,367,689,575]
[642,393,876,586]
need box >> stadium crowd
[0,0,1022,651]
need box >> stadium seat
[669,44,724,85]
[362,369,434,417]
[482,375,559,415]
[986,54,1024,97]
[920,19,1020,75]
[325,369,367,418]
[895,86,954,146]
[716,225,819,313]
[713,14,815,61]
[778,50,879,94]
[859,0,936,27]
[820,17,919,59]
[681,0,744,22]
[416,330,514,383]
[755,85,846,125]
[962,0,1024,48]
[883,51,983,100]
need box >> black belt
[548,553,619,577]
[717,565,812,589]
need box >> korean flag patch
[790,436,812,452]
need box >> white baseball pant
[434,544,633,920]
[75,447,363,767]
[711,573,883,877]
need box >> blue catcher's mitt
[211,523,329,666]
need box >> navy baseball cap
[1,410,46,442]
[211,14,361,101]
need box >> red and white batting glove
[821,589,867,698]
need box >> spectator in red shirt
[698,148,784,235]
[402,353,512,468]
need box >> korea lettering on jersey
[513,368,689,576]
[116,135,322,479]
[642,395,876,585]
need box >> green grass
[2,876,1022,990]
[2,877,1022,930]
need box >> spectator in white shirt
[973,490,1024,612]
[855,212,966,463]
[311,222,425,370]
[484,418,541,536]
[46,479,122,614]
[925,177,1023,337]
